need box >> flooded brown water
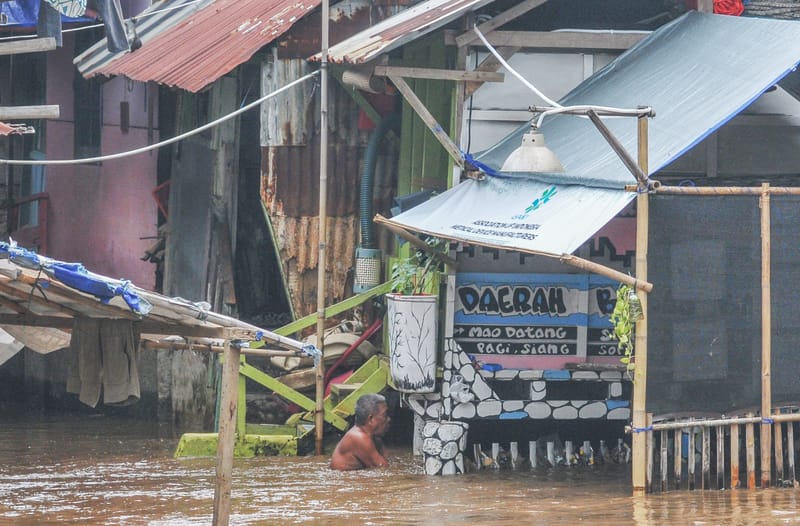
[2,414,800,525]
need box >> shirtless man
[330,393,390,470]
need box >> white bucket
[386,293,437,393]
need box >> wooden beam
[0,314,73,329]
[388,75,464,168]
[0,37,56,56]
[374,215,458,267]
[455,0,550,47]
[0,105,60,120]
[465,46,519,98]
[374,65,503,83]
[448,30,648,52]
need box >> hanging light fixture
[500,124,564,173]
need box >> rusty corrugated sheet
[80,0,320,93]
[316,0,495,64]
[260,57,399,315]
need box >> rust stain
[92,0,321,92]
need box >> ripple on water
[2,414,800,525]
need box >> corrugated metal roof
[76,0,320,92]
[317,0,495,64]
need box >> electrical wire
[0,70,319,166]
[472,26,651,128]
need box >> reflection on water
[1,414,799,525]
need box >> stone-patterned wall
[438,337,631,421]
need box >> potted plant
[386,237,446,393]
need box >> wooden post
[716,425,725,490]
[775,419,784,484]
[212,339,241,526]
[731,423,740,489]
[660,429,668,492]
[746,413,756,489]
[687,424,695,490]
[631,113,650,495]
[787,422,796,484]
[674,428,682,490]
[529,440,537,469]
[760,183,772,488]
[646,413,654,493]
[702,426,710,489]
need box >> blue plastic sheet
[0,242,152,316]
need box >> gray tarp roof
[384,11,800,258]
[474,11,800,189]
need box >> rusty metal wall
[261,53,399,316]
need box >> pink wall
[43,39,158,291]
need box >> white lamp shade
[500,129,564,173]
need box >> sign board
[454,273,618,368]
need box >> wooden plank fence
[637,412,800,492]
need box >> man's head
[354,393,390,436]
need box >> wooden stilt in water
[716,426,725,490]
[674,428,683,491]
[583,440,593,465]
[646,414,654,493]
[730,423,740,489]
[510,442,519,469]
[529,440,538,469]
[565,441,574,466]
[492,442,500,468]
[473,444,483,470]
[687,424,696,490]
[787,422,796,484]
[547,441,556,466]
[746,414,756,489]
[212,339,241,526]
[660,430,668,492]
[702,426,710,490]
[775,420,784,484]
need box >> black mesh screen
[646,193,800,416]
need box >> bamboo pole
[716,425,725,489]
[746,414,756,489]
[626,185,800,196]
[688,424,695,490]
[631,113,650,495]
[660,429,668,492]
[646,413,654,493]
[141,340,304,357]
[787,422,796,484]
[775,420,784,484]
[628,412,800,432]
[212,338,241,526]
[315,0,331,457]
[674,428,683,490]
[760,182,772,489]
[731,423,740,489]
[586,109,649,188]
[702,426,710,489]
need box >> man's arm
[352,432,387,468]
